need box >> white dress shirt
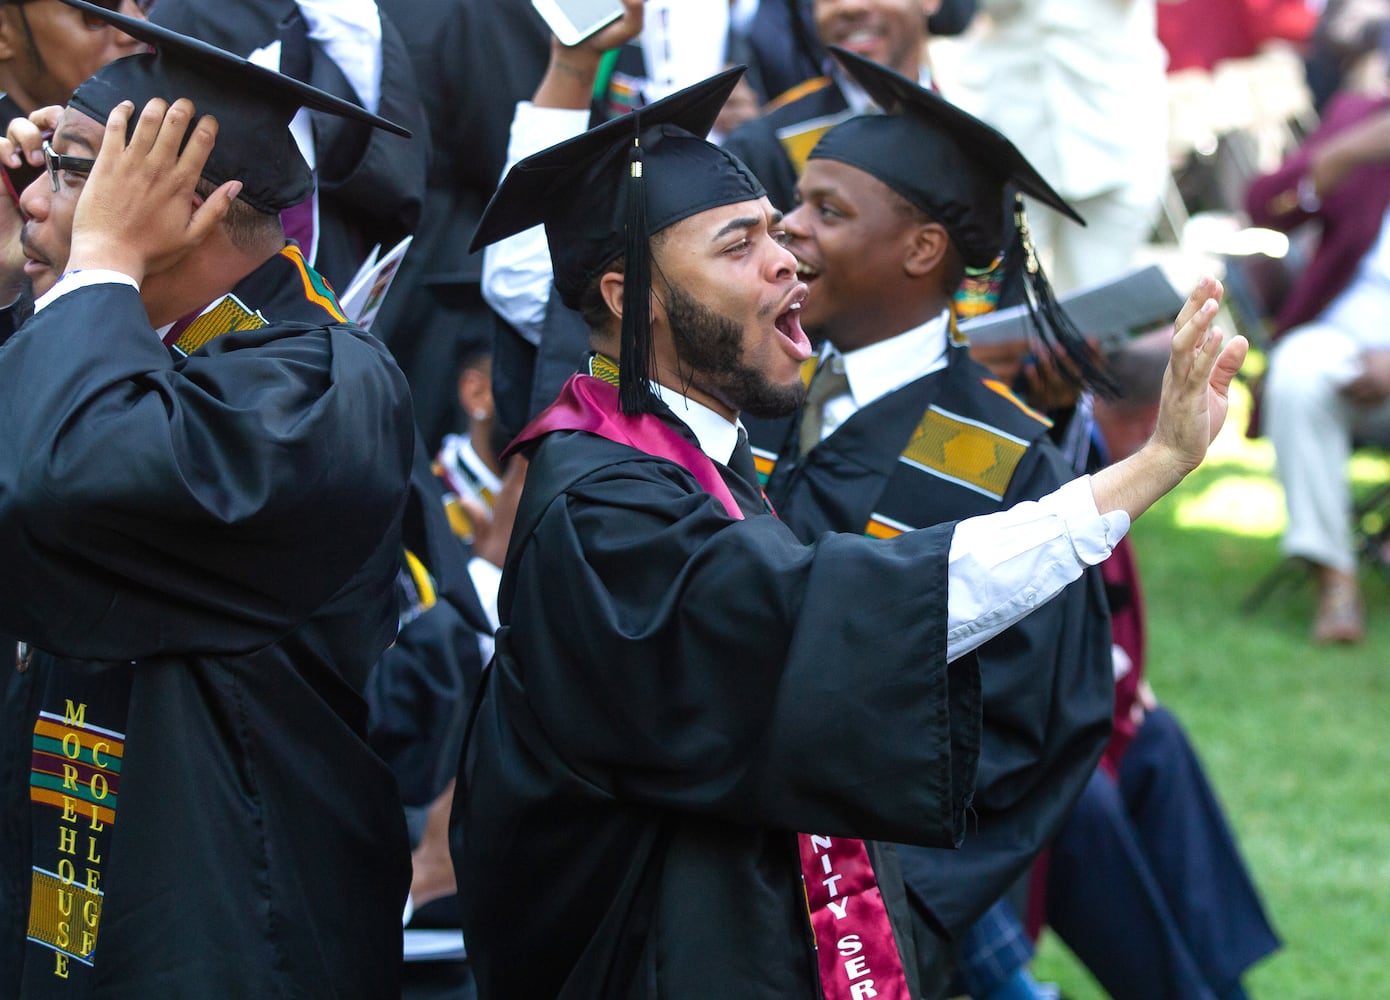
[811,310,952,442]
[482,103,592,345]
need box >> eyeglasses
[11,0,156,31]
[42,140,94,192]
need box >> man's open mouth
[774,286,813,361]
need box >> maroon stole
[513,372,912,1000]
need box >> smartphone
[531,0,624,47]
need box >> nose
[19,173,48,224]
[766,235,796,283]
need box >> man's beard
[664,282,805,419]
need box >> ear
[599,270,625,324]
[0,10,24,62]
[903,221,950,279]
[457,365,493,418]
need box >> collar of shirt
[824,309,951,426]
[651,380,743,465]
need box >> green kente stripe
[305,267,340,308]
[30,773,118,807]
[31,736,123,774]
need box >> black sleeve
[0,285,413,659]
[367,596,486,807]
[502,438,981,848]
[898,443,1113,938]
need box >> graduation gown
[0,249,415,997]
[746,345,1113,988]
[452,395,983,1000]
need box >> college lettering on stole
[27,700,123,979]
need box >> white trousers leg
[1264,325,1390,572]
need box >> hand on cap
[0,106,62,178]
[66,98,242,286]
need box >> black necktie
[729,428,759,489]
[723,428,767,515]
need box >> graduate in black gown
[452,65,1247,1000]
[148,0,428,291]
[740,51,1117,996]
[0,5,416,994]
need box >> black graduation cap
[814,47,1114,394]
[60,0,410,215]
[470,67,766,415]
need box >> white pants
[1264,325,1390,572]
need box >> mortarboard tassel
[619,134,658,415]
[1011,195,1119,399]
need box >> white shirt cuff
[507,101,592,163]
[944,475,1129,661]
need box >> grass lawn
[1032,382,1390,998]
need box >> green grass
[1031,387,1390,998]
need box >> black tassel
[1012,196,1119,399]
[619,136,656,415]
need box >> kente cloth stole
[160,245,345,356]
[755,351,1049,544]
[509,359,912,1000]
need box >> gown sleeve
[504,446,981,849]
[0,284,413,660]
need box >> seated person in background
[1245,84,1390,643]
[435,347,506,540]
[366,434,517,1000]
[1044,374,1282,999]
